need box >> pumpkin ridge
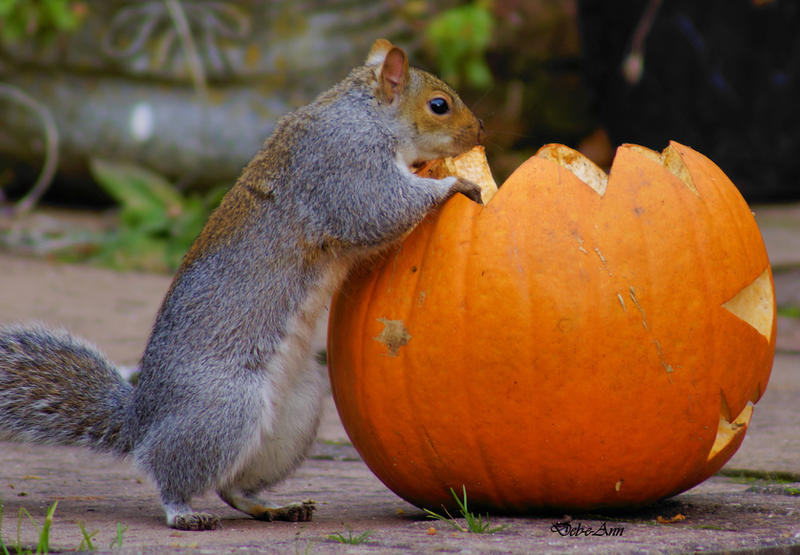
[398,216,452,500]
[672,142,769,300]
[344,254,386,473]
[443,197,502,506]
[462,202,513,511]
[605,149,670,379]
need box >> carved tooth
[624,144,699,196]
[660,144,699,196]
[535,144,608,197]
[706,403,753,463]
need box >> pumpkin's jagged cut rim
[533,142,700,199]
[417,142,701,209]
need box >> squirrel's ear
[375,45,409,103]
[366,38,394,66]
[366,39,409,103]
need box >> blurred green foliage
[778,305,800,319]
[425,1,494,89]
[87,159,226,273]
[0,0,87,44]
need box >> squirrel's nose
[477,119,485,145]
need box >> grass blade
[326,528,371,545]
[36,501,57,554]
[0,503,10,555]
[110,523,128,549]
[77,521,97,551]
[424,486,509,534]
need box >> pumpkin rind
[327,141,776,512]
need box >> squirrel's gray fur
[0,39,483,530]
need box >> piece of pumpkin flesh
[415,145,498,204]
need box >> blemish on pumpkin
[615,479,623,492]
[374,318,411,356]
[557,318,573,332]
[629,286,648,329]
[594,247,612,276]
[617,292,626,311]
[653,340,674,374]
[594,248,606,265]
[535,144,608,197]
[722,268,774,341]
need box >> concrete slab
[1,438,798,554]
[754,202,800,269]
[726,353,799,476]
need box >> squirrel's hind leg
[163,501,220,531]
[219,488,315,522]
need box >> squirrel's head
[366,39,484,166]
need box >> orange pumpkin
[327,142,776,512]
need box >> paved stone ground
[0,202,798,554]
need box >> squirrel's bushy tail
[0,325,133,455]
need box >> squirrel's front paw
[172,512,220,531]
[454,177,483,204]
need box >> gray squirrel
[0,39,483,530]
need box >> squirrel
[0,39,483,530]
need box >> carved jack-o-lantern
[328,143,775,512]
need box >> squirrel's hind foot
[219,489,316,522]
[261,500,316,522]
[165,502,220,530]
[170,512,220,531]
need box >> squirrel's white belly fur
[223,259,352,491]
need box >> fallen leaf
[657,514,686,524]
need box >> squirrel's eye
[428,97,450,115]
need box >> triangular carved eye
[722,268,774,341]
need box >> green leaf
[778,305,800,319]
[89,158,183,227]
[0,0,22,17]
[465,59,493,89]
[43,0,80,30]
[426,1,494,88]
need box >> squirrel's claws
[455,177,484,205]
[171,512,221,531]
